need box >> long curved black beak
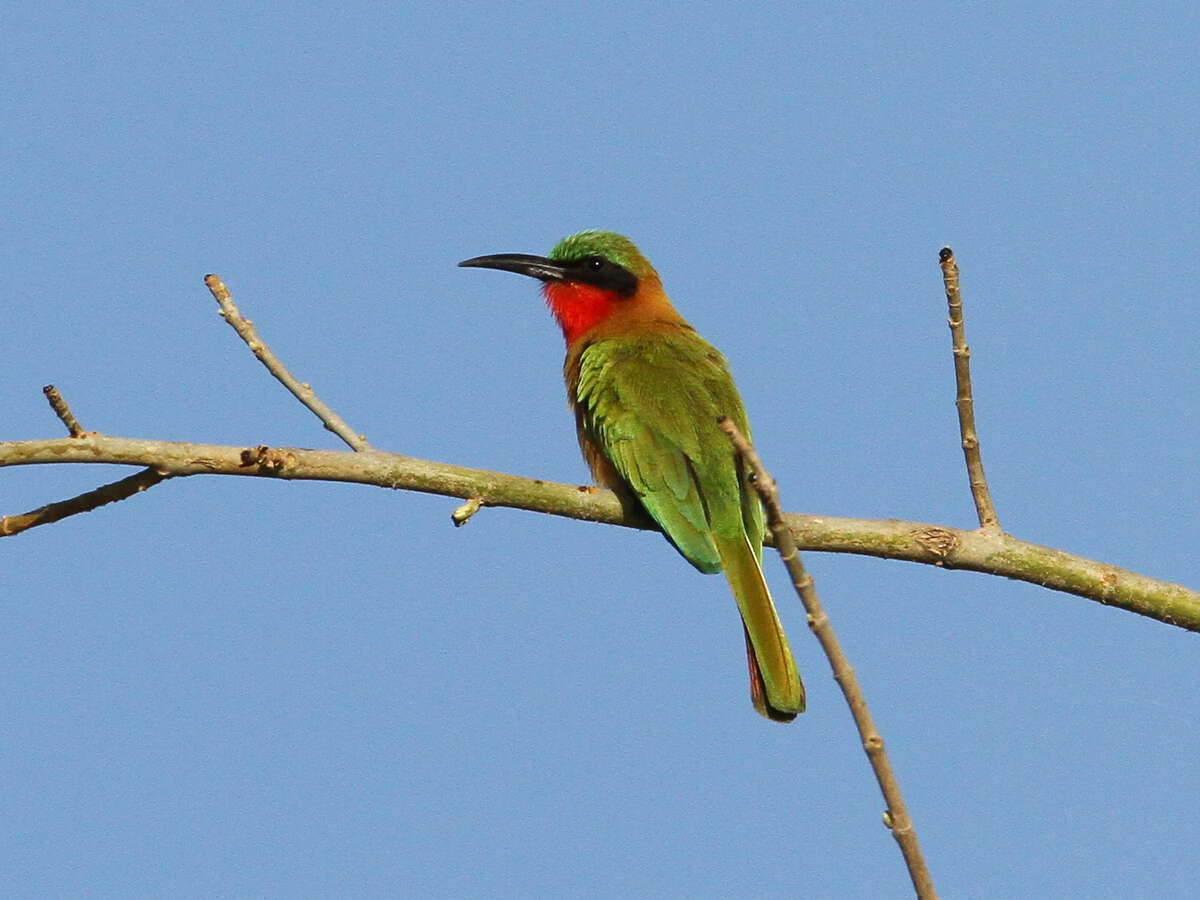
[457,253,568,283]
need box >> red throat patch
[542,282,623,346]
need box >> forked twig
[204,274,371,452]
[5,278,374,535]
[1,386,173,536]
[719,418,938,900]
[939,248,999,531]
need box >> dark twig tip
[939,247,954,263]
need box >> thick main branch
[3,434,1196,632]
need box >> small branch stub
[239,444,299,473]
[42,385,86,437]
[913,527,958,561]
[451,497,483,527]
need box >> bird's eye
[587,256,604,271]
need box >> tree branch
[719,417,938,900]
[2,434,1196,632]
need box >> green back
[574,326,764,573]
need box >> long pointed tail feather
[716,533,805,720]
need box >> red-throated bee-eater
[460,230,804,721]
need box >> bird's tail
[715,533,805,721]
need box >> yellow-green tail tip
[745,628,806,721]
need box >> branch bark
[3,434,1196,633]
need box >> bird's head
[459,230,669,345]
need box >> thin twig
[939,248,1000,531]
[718,418,938,900]
[0,467,170,536]
[42,385,85,437]
[204,274,371,452]
[2,434,1197,631]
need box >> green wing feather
[575,327,804,718]
[577,328,746,567]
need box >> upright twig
[204,274,371,452]
[719,418,938,900]
[939,248,1000,532]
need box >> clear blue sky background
[4,3,1198,897]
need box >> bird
[459,230,804,721]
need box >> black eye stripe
[560,255,639,297]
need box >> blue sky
[4,3,1199,897]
